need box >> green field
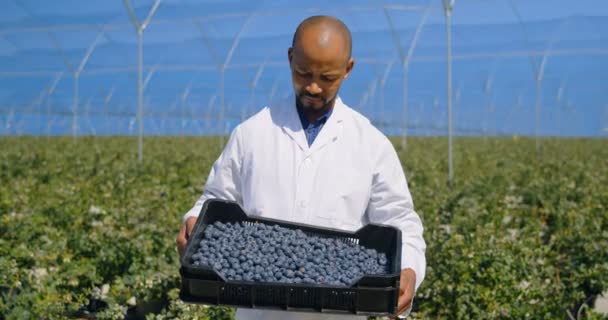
[1,136,607,319]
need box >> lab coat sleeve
[365,138,426,291]
[183,126,244,222]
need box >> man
[177,15,426,319]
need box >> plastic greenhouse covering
[0,0,606,139]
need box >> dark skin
[177,217,196,258]
[288,16,354,123]
[177,15,416,318]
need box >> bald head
[292,15,352,60]
[288,15,355,117]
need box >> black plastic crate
[179,199,402,316]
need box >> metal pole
[71,29,104,142]
[483,75,493,140]
[417,101,424,136]
[600,103,608,134]
[356,78,377,112]
[219,12,255,150]
[180,81,193,136]
[432,96,439,135]
[385,2,432,149]
[137,29,144,162]
[534,77,541,152]
[379,78,385,130]
[84,98,95,136]
[73,74,79,142]
[5,107,14,135]
[269,75,281,103]
[380,59,396,131]
[245,58,269,121]
[533,18,568,151]
[219,67,225,149]
[366,79,378,125]
[192,19,222,139]
[46,95,51,137]
[535,63,544,153]
[45,72,63,138]
[245,85,254,122]
[401,66,408,149]
[123,0,161,164]
[444,0,455,187]
[206,94,217,133]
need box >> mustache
[300,93,322,99]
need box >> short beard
[296,93,336,114]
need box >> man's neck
[297,99,335,124]
[304,107,332,123]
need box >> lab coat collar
[277,94,346,155]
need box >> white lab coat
[184,95,426,319]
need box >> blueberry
[194,220,391,286]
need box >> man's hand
[176,216,198,258]
[392,268,416,319]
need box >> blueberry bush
[0,136,606,319]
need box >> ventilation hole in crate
[325,289,356,310]
[289,287,317,308]
[254,286,285,306]
[219,284,250,306]
[335,237,359,245]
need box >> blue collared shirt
[296,104,333,146]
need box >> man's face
[288,29,354,112]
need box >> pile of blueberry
[190,221,389,286]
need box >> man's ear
[288,47,293,64]
[343,57,355,79]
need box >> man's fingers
[177,217,198,258]
[397,291,413,314]
[392,269,416,318]
[176,223,187,257]
[394,286,411,313]
[185,217,197,236]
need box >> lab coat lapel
[308,97,345,155]
[277,96,309,152]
